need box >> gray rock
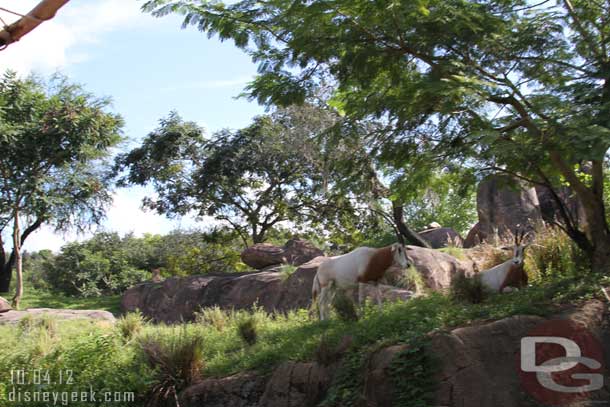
[0,296,11,313]
[419,227,463,248]
[241,239,324,269]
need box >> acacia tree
[116,106,365,246]
[0,72,123,302]
[144,0,610,271]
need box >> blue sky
[0,0,264,251]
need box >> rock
[363,344,409,406]
[176,300,609,407]
[476,175,542,243]
[122,255,417,323]
[419,227,463,248]
[433,300,610,407]
[0,308,116,325]
[463,222,482,248]
[0,296,11,313]
[386,246,474,291]
[259,362,331,407]
[427,222,442,229]
[536,184,586,227]
[241,239,324,269]
[179,372,266,407]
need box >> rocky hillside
[177,300,608,407]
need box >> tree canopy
[116,104,378,245]
[0,71,123,293]
[144,0,610,271]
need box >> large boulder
[258,362,331,407]
[418,227,463,248]
[0,296,10,313]
[433,300,609,407]
[122,256,414,323]
[179,372,266,407]
[476,175,542,242]
[0,308,115,325]
[241,239,324,269]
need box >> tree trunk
[11,211,22,309]
[0,262,12,294]
[392,204,431,248]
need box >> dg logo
[518,319,606,406]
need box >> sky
[0,0,264,252]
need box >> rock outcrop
[419,227,463,248]
[476,174,542,241]
[176,300,609,407]
[241,239,324,269]
[0,308,116,324]
[121,256,415,323]
[0,296,10,313]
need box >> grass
[0,228,605,406]
[0,270,605,406]
[6,287,121,315]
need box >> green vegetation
[145,0,610,271]
[13,287,121,315]
[0,266,605,406]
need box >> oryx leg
[319,285,331,320]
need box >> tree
[0,71,123,301]
[144,0,610,272]
[116,105,363,245]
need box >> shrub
[279,264,297,281]
[525,226,587,279]
[18,314,58,336]
[450,272,489,304]
[117,311,146,340]
[194,306,229,331]
[332,288,359,322]
[396,266,427,294]
[139,329,204,407]
[237,317,258,346]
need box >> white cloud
[0,0,155,73]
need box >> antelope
[312,242,411,320]
[479,229,530,293]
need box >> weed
[332,288,358,322]
[238,317,258,346]
[139,328,204,407]
[117,311,146,340]
[450,272,490,304]
[194,306,228,331]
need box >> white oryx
[312,242,411,320]
[479,229,530,293]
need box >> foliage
[0,70,123,292]
[0,267,604,406]
[450,272,489,304]
[331,287,359,322]
[45,229,246,297]
[525,226,589,280]
[14,286,122,314]
[143,0,610,270]
[116,105,366,245]
[139,328,204,407]
[401,169,477,235]
[237,316,258,346]
[117,312,146,341]
[388,337,437,407]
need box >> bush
[237,317,258,346]
[332,288,359,322]
[139,329,204,406]
[194,306,229,331]
[117,312,146,341]
[450,272,490,304]
[525,226,587,279]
